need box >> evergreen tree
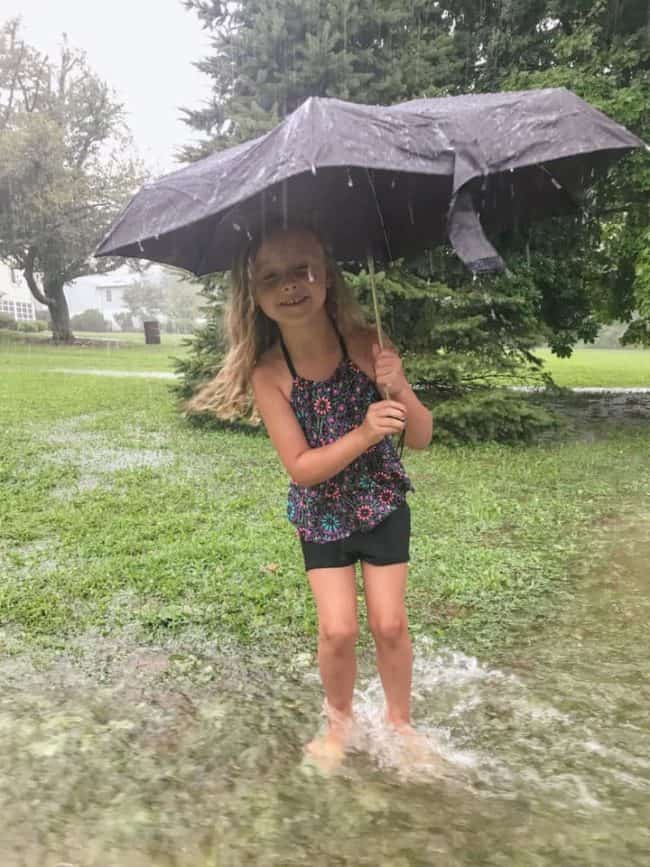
[174,0,648,442]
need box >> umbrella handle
[368,253,406,459]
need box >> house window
[0,299,34,319]
[106,288,112,303]
[15,301,34,320]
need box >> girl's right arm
[251,367,406,487]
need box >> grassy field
[2,337,649,662]
[4,328,650,384]
[0,329,191,373]
[533,347,650,387]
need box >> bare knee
[370,614,408,647]
[319,621,359,653]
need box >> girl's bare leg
[362,561,450,770]
[304,564,359,769]
[361,561,413,728]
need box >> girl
[186,223,433,772]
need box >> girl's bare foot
[303,731,346,773]
[385,713,447,771]
[302,699,357,774]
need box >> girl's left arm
[372,340,433,450]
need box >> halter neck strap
[279,315,348,380]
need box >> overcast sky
[4,0,213,174]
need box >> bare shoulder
[251,342,293,400]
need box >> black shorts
[299,502,411,572]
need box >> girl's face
[250,228,329,324]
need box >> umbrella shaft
[367,253,390,400]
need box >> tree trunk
[23,255,76,343]
[46,280,74,342]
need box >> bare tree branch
[23,248,51,307]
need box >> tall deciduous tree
[0,19,144,341]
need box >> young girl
[186,222,433,772]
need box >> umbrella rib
[364,168,393,262]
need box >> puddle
[49,368,179,379]
[19,414,177,500]
[1,512,648,866]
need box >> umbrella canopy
[95,87,646,276]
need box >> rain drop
[137,240,144,252]
[347,168,354,188]
[391,176,397,189]
[311,163,317,175]
[232,222,241,232]
[281,180,288,229]
[307,267,315,283]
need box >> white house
[1,262,204,332]
[0,262,47,321]
[64,264,168,331]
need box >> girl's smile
[251,228,329,321]
[280,295,309,307]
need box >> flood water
[1,515,648,866]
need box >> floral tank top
[280,321,414,543]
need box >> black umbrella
[95,87,646,347]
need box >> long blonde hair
[182,224,372,424]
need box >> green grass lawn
[3,329,650,384]
[2,340,649,661]
[0,329,192,373]
[532,348,650,387]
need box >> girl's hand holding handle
[360,400,407,446]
